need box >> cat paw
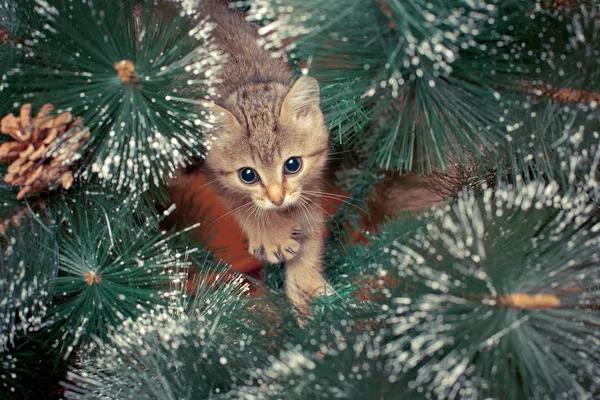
[290,227,303,243]
[249,228,302,264]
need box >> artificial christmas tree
[0,0,598,399]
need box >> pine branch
[375,182,600,398]
[62,264,265,400]
[495,100,599,196]
[0,214,59,398]
[525,1,600,93]
[39,192,196,359]
[4,0,225,192]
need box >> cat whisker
[294,197,312,231]
[205,201,254,230]
[248,203,262,234]
[304,190,367,203]
[304,190,366,203]
[251,205,267,237]
[303,191,372,216]
[327,147,362,157]
[258,208,267,235]
[189,177,220,196]
[254,205,264,233]
[296,196,320,235]
[254,206,268,240]
[314,176,336,190]
[300,195,341,231]
[240,203,259,233]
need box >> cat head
[205,76,328,210]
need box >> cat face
[206,77,329,210]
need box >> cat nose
[271,197,284,206]
[266,184,285,206]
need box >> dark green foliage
[1,336,73,400]
[72,182,600,400]
[526,1,600,93]
[321,167,383,287]
[374,183,600,399]
[0,187,212,398]
[0,2,23,119]
[0,44,18,117]
[62,265,266,400]
[4,0,224,192]
[63,263,384,399]
[0,215,59,398]
[0,180,24,219]
[42,192,197,357]
[497,100,600,196]
[0,215,57,352]
[247,0,600,191]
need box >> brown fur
[200,1,332,312]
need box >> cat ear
[280,76,321,122]
[210,103,242,133]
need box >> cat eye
[238,167,259,184]
[284,157,302,175]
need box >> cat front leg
[236,212,302,264]
[284,234,332,314]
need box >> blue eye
[284,157,302,175]
[239,168,259,184]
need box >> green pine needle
[43,193,197,359]
[497,100,600,195]
[0,216,57,353]
[0,217,59,399]
[62,264,269,400]
[526,2,600,93]
[5,0,224,192]
[378,182,600,398]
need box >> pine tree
[0,0,598,399]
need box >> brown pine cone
[0,104,90,199]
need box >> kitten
[200,0,332,311]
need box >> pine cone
[0,104,90,199]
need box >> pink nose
[271,197,284,206]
